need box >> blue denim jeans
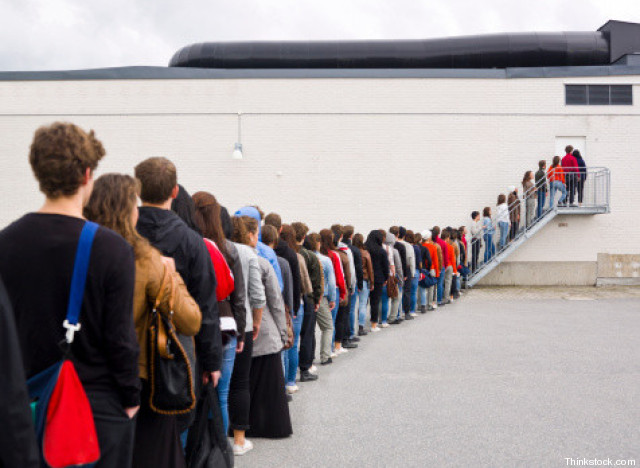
[410,274,419,313]
[498,221,509,249]
[549,180,567,208]
[537,190,547,218]
[437,268,445,302]
[284,303,304,386]
[381,284,389,324]
[348,287,358,337]
[357,281,370,327]
[418,285,427,307]
[484,233,495,262]
[218,335,237,435]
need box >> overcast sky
[1,0,638,71]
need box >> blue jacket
[483,216,495,235]
[234,206,284,291]
[315,252,336,303]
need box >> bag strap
[63,221,99,344]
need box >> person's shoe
[309,365,318,374]
[320,358,333,365]
[404,314,414,320]
[233,439,254,456]
[371,327,381,333]
[286,384,299,394]
[342,341,358,349]
[427,305,435,311]
[330,351,338,358]
[389,318,401,325]
[300,370,318,382]
[286,394,293,402]
[358,328,368,336]
[380,322,390,328]
[348,335,361,342]
[432,303,438,309]
[337,347,349,354]
[410,312,418,317]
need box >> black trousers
[298,295,316,371]
[577,177,585,203]
[369,283,383,324]
[566,173,576,204]
[402,278,411,314]
[335,297,351,342]
[228,332,253,432]
[510,221,519,241]
[472,240,480,272]
[87,391,136,468]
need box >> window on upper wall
[565,84,633,105]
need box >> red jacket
[328,250,346,301]
[562,153,579,174]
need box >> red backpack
[204,239,235,301]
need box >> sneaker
[410,312,418,317]
[300,370,318,382]
[404,314,414,320]
[330,352,338,358]
[321,358,333,365]
[389,319,401,325]
[342,341,358,349]
[233,439,254,456]
[348,335,361,342]
[338,347,349,354]
[427,305,435,311]
[309,365,318,374]
[371,327,381,333]
[285,385,299,394]
[358,328,368,336]
[380,322,390,328]
[432,303,438,309]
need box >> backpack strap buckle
[62,320,81,344]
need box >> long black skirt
[132,380,186,468]
[246,352,292,439]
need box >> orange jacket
[446,242,458,274]
[423,241,439,276]
[547,165,565,184]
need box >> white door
[555,136,586,157]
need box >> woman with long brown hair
[547,155,567,208]
[84,173,202,468]
[192,191,247,436]
[522,170,536,228]
[353,233,374,335]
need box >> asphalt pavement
[236,288,640,468]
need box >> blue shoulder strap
[63,221,99,343]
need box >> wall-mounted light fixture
[232,112,243,160]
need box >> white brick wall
[0,75,638,264]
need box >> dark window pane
[588,85,610,105]
[566,85,587,105]
[610,85,632,105]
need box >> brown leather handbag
[148,267,196,415]
[387,275,399,298]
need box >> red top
[328,250,346,301]
[435,236,449,268]
[446,242,458,274]
[561,153,579,173]
[547,165,565,184]
[423,242,439,276]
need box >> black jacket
[137,207,221,373]
[275,239,302,309]
[394,242,408,281]
[365,231,390,286]
[0,214,140,407]
[343,239,364,290]
[419,244,432,271]
[0,277,39,468]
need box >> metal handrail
[466,167,610,284]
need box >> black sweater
[343,239,364,290]
[137,207,221,373]
[275,239,302,308]
[0,213,140,407]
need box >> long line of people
[0,123,473,468]
[468,145,588,271]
